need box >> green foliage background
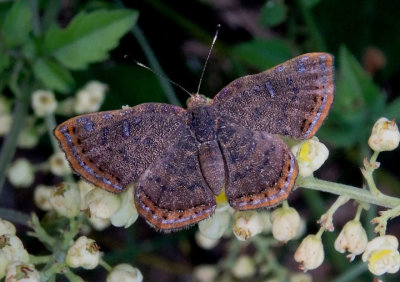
[0,0,399,281]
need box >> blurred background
[1,0,400,281]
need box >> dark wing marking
[217,122,298,210]
[212,53,334,139]
[135,129,216,232]
[54,103,186,192]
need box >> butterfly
[54,52,334,232]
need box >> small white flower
[7,159,34,188]
[362,235,400,276]
[74,81,107,114]
[232,255,256,279]
[0,115,12,137]
[110,186,138,228]
[368,117,400,152]
[271,206,301,243]
[66,236,100,270]
[335,220,368,261]
[5,262,40,282]
[294,234,324,271]
[49,183,81,218]
[33,185,53,211]
[31,90,57,117]
[85,188,121,219]
[198,208,231,240]
[0,219,16,236]
[0,235,30,279]
[77,180,95,210]
[88,216,111,231]
[193,265,217,282]
[233,210,267,241]
[195,231,219,249]
[291,137,329,177]
[49,152,71,176]
[107,264,143,282]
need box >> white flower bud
[368,117,400,152]
[17,127,39,149]
[6,262,39,282]
[362,235,400,276]
[49,152,71,176]
[291,137,329,177]
[290,272,312,282]
[33,185,53,211]
[66,236,100,270]
[77,180,95,210]
[7,159,34,188]
[195,231,219,249]
[232,255,256,279]
[85,188,120,219]
[334,220,368,261]
[107,264,143,282]
[271,206,301,243]
[31,90,57,117]
[198,208,231,240]
[294,235,324,271]
[0,115,12,137]
[49,183,81,218]
[74,81,107,114]
[233,210,267,241]
[110,186,138,228]
[193,265,217,282]
[0,235,30,279]
[0,219,16,236]
[88,216,111,231]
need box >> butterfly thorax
[187,105,218,143]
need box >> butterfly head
[187,93,212,109]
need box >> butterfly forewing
[54,103,187,192]
[211,53,334,139]
[135,129,216,232]
[217,122,298,209]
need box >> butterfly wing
[54,103,186,193]
[212,53,334,139]
[135,129,216,232]
[217,122,298,209]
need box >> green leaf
[2,0,32,47]
[44,9,138,70]
[33,58,75,93]
[232,38,293,70]
[260,0,287,27]
[387,98,400,120]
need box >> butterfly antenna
[196,24,221,94]
[132,58,193,97]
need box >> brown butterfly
[54,53,334,232]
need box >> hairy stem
[297,177,400,209]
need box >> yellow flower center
[216,189,227,204]
[299,142,311,162]
[370,249,393,264]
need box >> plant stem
[297,177,400,209]
[296,0,327,51]
[0,97,29,194]
[131,26,181,106]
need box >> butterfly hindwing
[217,122,298,210]
[135,129,216,232]
[212,53,334,139]
[54,103,187,192]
